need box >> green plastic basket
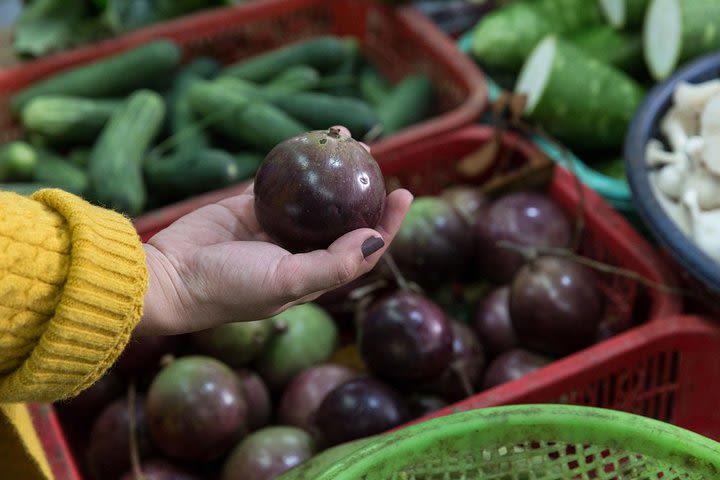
[280,405,720,479]
[456,31,635,216]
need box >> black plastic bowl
[624,51,720,296]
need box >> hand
[136,127,413,336]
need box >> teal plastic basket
[457,31,635,215]
[280,405,720,479]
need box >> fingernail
[361,236,385,258]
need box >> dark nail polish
[361,236,385,258]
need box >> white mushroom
[674,80,720,113]
[683,166,720,210]
[683,189,720,262]
[701,93,720,137]
[660,106,698,151]
[645,139,684,166]
[685,135,705,159]
[651,180,692,235]
[655,163,688,200]
[701,133,720,176]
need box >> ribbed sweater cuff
[0,189,148,402]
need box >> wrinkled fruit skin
[119,458,203,480]
[145,356,248,462]
[254,129,386,253]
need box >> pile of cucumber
[0,36,434,216]
[469,0,720,153]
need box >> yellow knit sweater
[0,189,148,480]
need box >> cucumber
[68,148,91,168]
[215,74,317,100]
[10,40,182,115]
[597,0,649,29]
[317,41,360,97]
[88,89,166,215]
[514,35,645,150]
[0,183,57,196]
[376,74,434,137]
[33,148,89,196]
[471,0,604,72]
[358,64,392,106]
[0,141,38,182]
[270,92,379,139]
[643,0,720,81]
[164,58,222,156]
[189,81,307,152]
[0,141,87,194]
[222,36,357,82]
[20,95,122,145]
[233,151,265,180]
[266,65,321,93]
[144,148,241,200]
[567,26,645,78]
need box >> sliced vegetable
[515,35,645,150]
[471,0,604,72]
[567,25,645,78]
[10,40,182,115]
[597,0,649,29]
[643,0,720,81]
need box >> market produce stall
[1,0,719,479]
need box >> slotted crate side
[404,315,720,443]
[0,0,487,156]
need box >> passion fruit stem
[497,241,696,298]
[381,253,415,293]
[450,359,475,399]
[126,381,147,480]
[327,127,342,138]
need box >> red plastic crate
[31,125,684,480]
[0,0,487,161]
[398,314,720,443]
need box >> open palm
[138,143,412,336]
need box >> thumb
[274,228,389,302]
[272,187,412,302]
